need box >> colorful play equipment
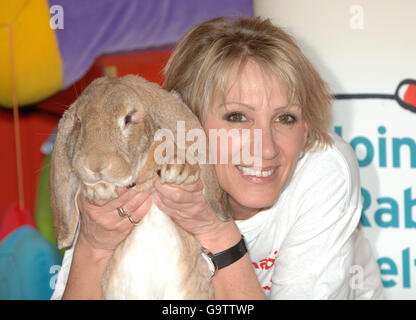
[0,226,62,300]
[0,0,252,299]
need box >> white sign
[254,0,416,299]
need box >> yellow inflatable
[0,0,62,107]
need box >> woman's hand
[153,179,236,250]
[153,179,218,237]
[76,187,153,255]
[63,187,152,299]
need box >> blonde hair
[163,16,332,151]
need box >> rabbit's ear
[151,90,201,134]
[121,75,231,221]
[50,104,80,249]
[153,89,232,221]
[122,74,202,133]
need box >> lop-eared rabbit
[50,75,230,299]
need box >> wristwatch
[201,235,247,278]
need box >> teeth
[237,166,275,177]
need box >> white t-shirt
[235,132,385,299]
[52,132,385,300]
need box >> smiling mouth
[236,165,276,177]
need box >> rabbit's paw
[82,183,118,200]
[159,162,200,185]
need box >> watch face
[201,252,216,278]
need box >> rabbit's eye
[122,111,137,129]
[124,114,133,126]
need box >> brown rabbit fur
[50,75,230,299]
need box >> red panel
[0,108,59,219]
[0,202,36,242]
[95,48,172,84]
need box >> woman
[52,16,384,299]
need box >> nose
[85,154,111,176]
[260,126,279,160]
[77,152,112,182]
[75,150,130,183]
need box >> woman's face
[203,61,309,219]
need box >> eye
[275,113,297,125]
[124,114,133,126]
[123,112,136,128]
[223,112,247,122]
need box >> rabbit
[50,75,231,299]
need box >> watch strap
[210,235,247,271]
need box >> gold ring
[117,207,129,218]
[128,215,140,225]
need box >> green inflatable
[35,154,64,254]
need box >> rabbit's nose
[85,157,112,176]
[74,150,131,183]
[78,152,131,182]
[84,163,108,176]
[81,161,109,182]
[74,153,111,182]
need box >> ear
[121,74,202,133]
[121,75,231,221]
[50,103,80,249]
